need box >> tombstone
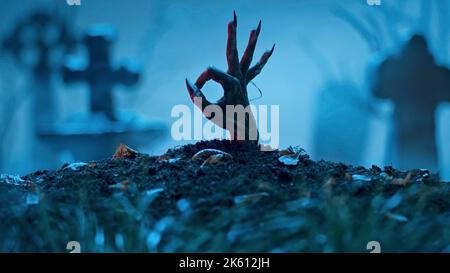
[2,10,76,126]
[2,10,76,172]
[63,25,139,121]
[372,34,450,171]
[38,24,166,162]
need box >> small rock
[279,147,307,156]
[63,162,88,171]
[168,158,180,164]
[278,154,300,166]
[278,147,307,166]
[380,172,393,180]
[352,174,372,182]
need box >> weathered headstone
[39,24,165,162]
[2,10,76,126]
[372,34,450,170]
[2,10,76,172]
[62,25,140,121]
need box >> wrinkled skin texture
[186,12,275,143]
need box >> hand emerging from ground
[186,12,275,143]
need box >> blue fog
[0,0,449,180]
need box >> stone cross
[373,34,450,170]
[63,24,140,121]
[2,10,76,125]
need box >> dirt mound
[0,140,449,252]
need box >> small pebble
[63,162,88,171]
[278,155,300,166]
[352,174,371,182]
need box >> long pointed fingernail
[233,11,237,27]
[256,20,261,35]
[185,79,194,96]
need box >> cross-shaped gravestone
[1,10,77,173]
[62,24,140,121]
[3,10,76,75]
[2,10,76,125]
[373,34,450,170]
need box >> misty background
[0,0,449,180]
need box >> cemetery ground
[1,140,450,252]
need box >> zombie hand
[185,12,275,143]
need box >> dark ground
[1,140,450,252]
